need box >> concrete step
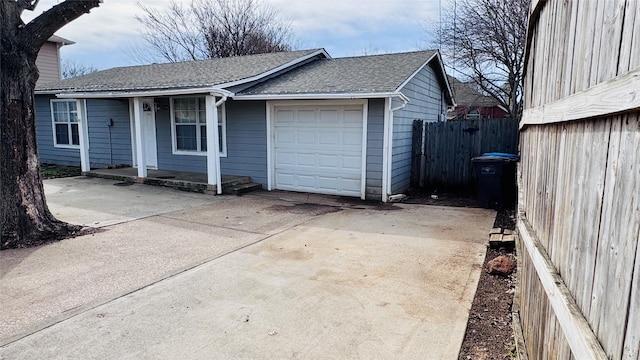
[221,176,252,187]
[223,182,263,196]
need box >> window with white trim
[51,99,80,148]
[171,97,226,156]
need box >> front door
[141,98,158,169]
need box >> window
[51,100,80,148]
[171,97,226,156]
[465,109,481,120]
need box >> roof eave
[234,92,409,102]
[51,87,234,99]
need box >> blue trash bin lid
[481,152,520,160]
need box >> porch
[85,167,262,195]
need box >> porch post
[76,99,90,173]
[132,97,147,179]
[205,95,221,194]
[381,97,391,203]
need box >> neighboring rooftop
[447,76,501,108]
[239,50,438,95]
[48,35,75,45]
[36,49,326,93]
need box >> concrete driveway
[0,177,495,359]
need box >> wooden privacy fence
[410,118,519,190]
[515,0,640,359]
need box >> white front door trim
[141,98,158,169]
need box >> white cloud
[22,0,440,69]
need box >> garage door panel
[318,131,339,146]
[320,110,339,124]
[274,103,364,197]
[343,132,363,146]
[297,131,316,144]
[297,153,316,167]
[276,173,296,187]
[275,110,295,125]
[297,110,317,124]
[342,155,362,170]
[344,110,364,123]
[276,131,295,145]
[318,155,338,168]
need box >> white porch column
[76,99,90,173]
[381,97,391,203]
[205,95,222,194]
[132,97,147,179]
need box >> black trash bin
[472,154,519,209]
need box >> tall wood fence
[410,118,519,190]
[515,0,640,359]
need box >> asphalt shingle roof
[447,75,501,107]
[36,49,323,93]
[238,50,437,95]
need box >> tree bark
[1,0,101,249]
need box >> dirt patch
[404,188,479,208]
[266,203,341,216]
[458,205,517,360]
[458,246,517,359]
[336,196,402,211]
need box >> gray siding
[35,97,134,168]
[365,99,385,200]
[35,95,81,166]
[86,99,133,168]
[155,98,268,186]
[155,98,207,172]
[220,100,267,186]
[391,63,445,194]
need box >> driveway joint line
[156,215,269,236]
[0,210,321,348]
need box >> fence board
[413,119,518,190]
[519,2,640,357]
[589,114,640,359]
[410,120,423,187]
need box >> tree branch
[17,0,40,13]
[21,0,101,53]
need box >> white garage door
[274,104,364,197]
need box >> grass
[40,164,81,179]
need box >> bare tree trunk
[0,47,80,249]
[1,0,101,249]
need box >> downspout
[382,94,408,202]
[206,89,232,195]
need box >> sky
[23,0,442,70]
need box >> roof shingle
[36,49,323,93]
[238,50,437,95]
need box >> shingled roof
[447,76,502,107]
[238,50,438,96]
[36,49,326,93]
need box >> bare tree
[62,59,98,79]
[434,0,530,119]
[134,0,293,63]
[1,0,101,249]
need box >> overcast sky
[24,0,441,70]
